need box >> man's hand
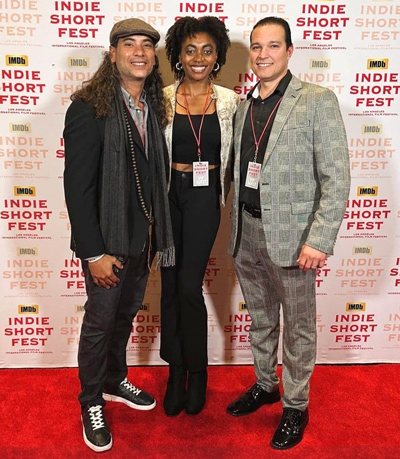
[88,254,124,289]
[297,245,326,271]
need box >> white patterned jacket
[163,82,240,207]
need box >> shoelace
[283,409,301,428]
[88,405,105,431]
[121,378,141,396]
[251,384,263,396]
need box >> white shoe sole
[82,425,112,453]
[103,393,156,411]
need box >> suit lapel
[262,78,302,170]
[234,99,250,188]
[234,99,250,162]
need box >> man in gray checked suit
[226,17,350,450]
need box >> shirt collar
[121,86,147,109]
[248,70,292,101]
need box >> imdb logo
[352,246,373,255]
[17,247,38,256]
[18,304,39,314]
[357,186,378,196]
[9,123,31,133]
[362,124,382,135]
[68,57,90,68]
[239,302,247,312]
[346,302,366,312]
[14,186,36,197]
[140,303,149,312]
[75,305,85,313]
[309,59,330,69]
[6,55,28,66]
[367,59,389,70]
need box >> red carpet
[0,364,399,459]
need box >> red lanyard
[250,96,283,162]
[182,82,211,161]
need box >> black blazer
[63,98,152,259]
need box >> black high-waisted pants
[160,168,221,371]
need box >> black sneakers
[103,378,156,410]
[81,405,112,452]
[80,380,155,451]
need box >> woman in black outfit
[161,16,239,416]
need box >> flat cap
[110,18,160,46]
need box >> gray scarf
[100,88,175,267]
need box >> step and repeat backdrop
[0,0,399,368]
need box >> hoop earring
[175,62,183,71]
[213,62,220,72]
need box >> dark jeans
[160,168,221,372]
[78,249,150,407]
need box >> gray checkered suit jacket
[229,75,351,266]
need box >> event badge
[245,162,261,189]
[193,161,209,187]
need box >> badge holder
[193,161,209,187]
[245,161,261,189]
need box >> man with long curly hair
[63,18,174,452]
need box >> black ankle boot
[185,369,208,415]
[163,365,187,416]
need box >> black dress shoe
[270,408,309,450]
[163,365,187,416]
[227,383,280,416]
[185,369,208,415]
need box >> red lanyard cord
[181,82,211,161]
[250,96,283,162]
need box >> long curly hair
[165,16,231,81]
[71,51,167,129]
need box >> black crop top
[172,112,221,165]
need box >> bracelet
[87,254,105,263]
